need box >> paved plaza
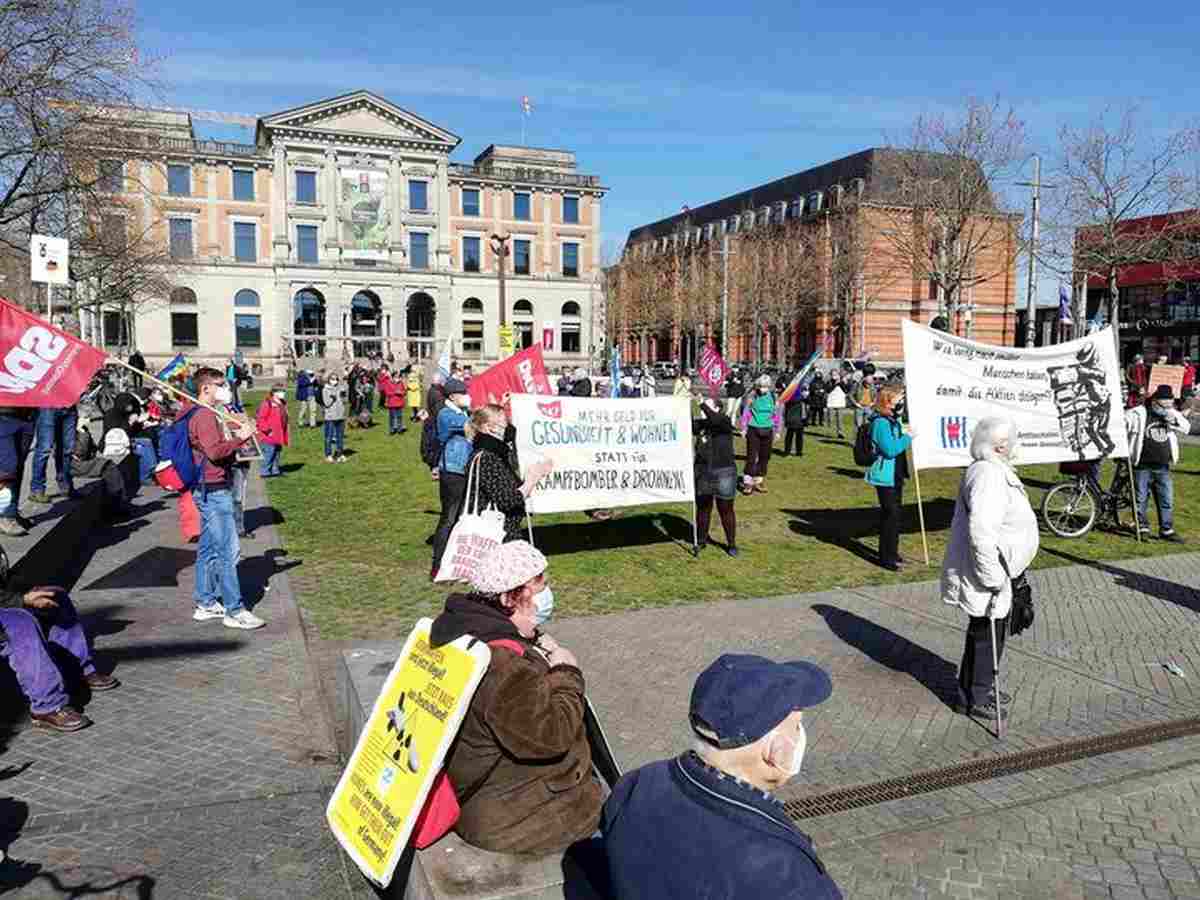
[7,474,1200,897]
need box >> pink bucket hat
[469,541,548,595]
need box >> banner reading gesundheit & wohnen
[0,297,108,407]
[902,319,1129,470]
[509,394,694,514]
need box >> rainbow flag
[156,353,186,380]
[778,334,834,403]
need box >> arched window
[170,287,197,304]
[234,289,259,307]
[462,297,484,356]
[513,299,534,317]
[407,292,436,361]
[561,301,582,354]
[293,288,326,357]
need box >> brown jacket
[431,595,603,854]
[185,405,247,485]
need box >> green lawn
[255,392,1200,640]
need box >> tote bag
[434,456,506,583]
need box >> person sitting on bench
[429,540,603,853]
[0,548,119,733]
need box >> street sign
[30,235,68,285]
[498,325,514,359]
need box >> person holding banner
[466,405,553,541]
[941,418,1039,722]
[865,385,914,572]
[430,541,603,853]
[739,375,780,495]
[693,396,739,557]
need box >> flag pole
[910,445,931,566]
[105,358,247,428]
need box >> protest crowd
[4,292,1200,899]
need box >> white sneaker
[223,610,265,630]
[192,603,225,622]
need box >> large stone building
[615,148,1019,366]
[89,90,607,374]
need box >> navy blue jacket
[602,752,842,900]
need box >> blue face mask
[532,587,555,626]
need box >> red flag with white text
[467,344,554,408]
[697,340,730,398]
[0,297,108,407]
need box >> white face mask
[214,385,233,405]
[274,391,286,401]
[532,587,555,626]
[769,719,807,776]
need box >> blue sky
[143,0,1199,305]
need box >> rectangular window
[462,319,483,355]
[463,236,481,273]
[514,239,531,275]
[169,218,193,260]
[410,180,428,211]
[235,313,262,348]
[562,242,579,278]
[102,311,128,346]
[99,159,123,193]
[234,222,257,262]
[514,192,531,221]
[563,196,579,224]
[297,225,318,263]
[233,169,255,201]
[462,188,480,216]
[296,171,317,204]
[167,164,191,197]
[171,312,199,347]
[562,323,581,353]
[409,232,429,269]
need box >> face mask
[758,385,769,394]
[214,385,232,405]
[769,720,807,776]
[274,391,286,400]
[1154,402,1173,416]
[532,587,555,626]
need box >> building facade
[614,148,1018,366]
[89,91,606,374]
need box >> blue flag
[156,353,185,380]
[609,347,621,399]
[1058,284,1073,325]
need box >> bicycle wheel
[1042,481,1097,538]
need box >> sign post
[30,235,68,326]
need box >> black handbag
[1000,553,1035,637]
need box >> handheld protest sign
[326,619,490,887]
[585,698,622,790]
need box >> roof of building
[625,147,997,247]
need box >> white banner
[510,394,694,514]
[902,320,1129,470]
[30,234,68,285]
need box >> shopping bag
[178,489,201,542]
[435,458,505,583]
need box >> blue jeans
[0,417,34,519]
[31,407,77,495]
[192,488,244,614]
[1134,465,1175,534]
[389,409,406,433]
[131,436,157,484]
[260,443,282,477]
[230,464,248,542]
[324,420,345,457]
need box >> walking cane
[988,594,1005,740]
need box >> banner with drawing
[510,394,695,513]
[902,320,1129,470]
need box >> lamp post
[490,233,510,328]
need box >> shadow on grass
[813,603,960,707]
[533,513,694,555]
[827,466,867,480]
[1039,545,1200,613]
[245,505,284,530]
[783,499,956,566]
[279,463,305,473]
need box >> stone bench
[337,643,608,900]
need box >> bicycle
[1041,460,1135,538]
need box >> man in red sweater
[187,368,264,630]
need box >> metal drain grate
[785,716,1200,820]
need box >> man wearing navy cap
[601,654,842,899]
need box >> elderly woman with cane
[941,417,1039,728]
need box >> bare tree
[876,98,1026,336]
[756,221,820,367]
[1044,107,1200,357]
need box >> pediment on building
[259,91,461,150]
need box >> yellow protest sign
[498,325,515,359]
[326,618,490,886]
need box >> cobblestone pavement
[0,477,371,899]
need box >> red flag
[697,340,730,398]
[467,344,553,408]
[0,297,108,407]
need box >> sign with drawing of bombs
[510,394,695,513]
[326,619,490,887]
[902,320,1129,470]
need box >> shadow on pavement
[80,548,196,591]
[1040,545,1200,613]
[101,639,246,666]
[244,505,284,531]
[784,499,955,566]
[240,548,302,608]
[0,864,155,898]
[533,513,694,555]
[813,603,960,707]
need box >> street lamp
[490,233,510,328]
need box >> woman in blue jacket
[864,384,916,572]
